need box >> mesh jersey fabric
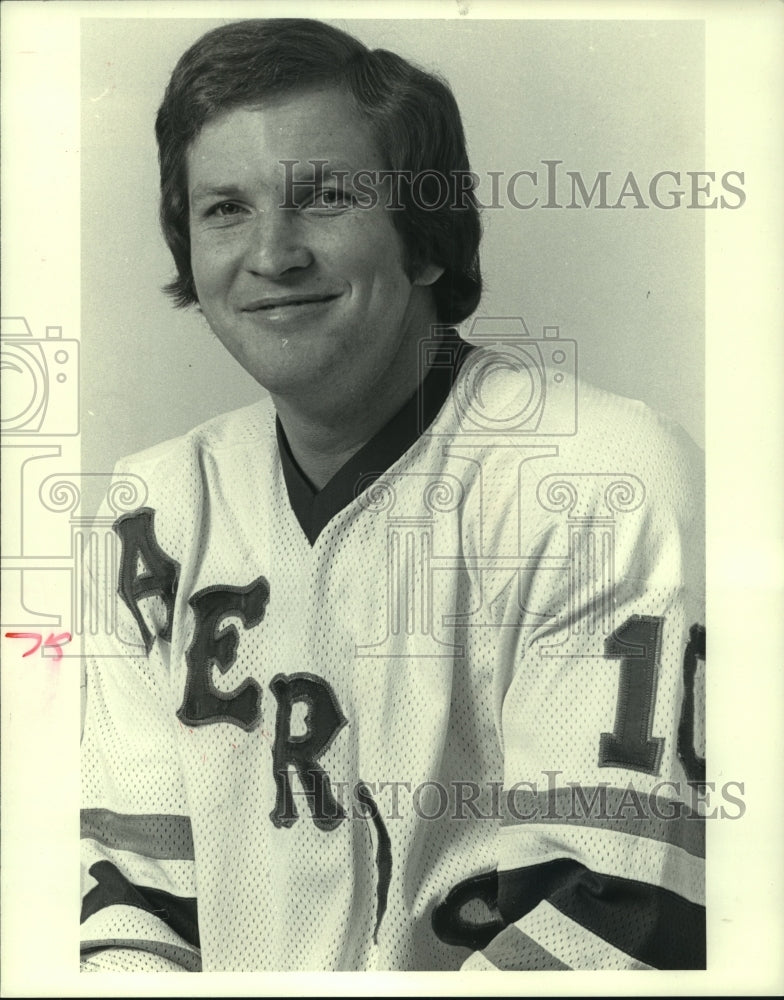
[80,341,705,971]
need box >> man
[80,18,705,972]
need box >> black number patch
[677,624,706,783]
[599,615,665,774]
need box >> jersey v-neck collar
[276,330,475,546]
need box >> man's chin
[240,353,344,402]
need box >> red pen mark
[5,631,72,662]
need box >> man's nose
[242,210,312,278]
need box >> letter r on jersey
[269,673,347,832]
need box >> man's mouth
[243,293,340,311]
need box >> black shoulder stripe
[81,860,199,950]
[498,859,705,969]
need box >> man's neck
[272,323,442,491]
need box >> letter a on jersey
[114,508,180,654]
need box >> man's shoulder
[113,398,276,478]
[570,378,702,470]
[443,341,701,467]
[560,379,703,525]
[430,346,703,526]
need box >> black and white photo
[1,1,782,994]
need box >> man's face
[187,88,441,406]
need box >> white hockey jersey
[80,332,705,971]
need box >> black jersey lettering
[177,579,269,730]
[114,508,180,654]
[432,869,505,950]
[269,673,347,831]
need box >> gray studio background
[81,17,704,500]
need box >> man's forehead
[195,87,371,146]
[187,93,384,183]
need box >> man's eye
[208,202,244,218]
[309,187,354,210]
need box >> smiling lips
[242,293,340,311]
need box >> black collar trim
[276,331,475,545]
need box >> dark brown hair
[155,18,482,323]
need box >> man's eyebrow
[189,183,245,202]
[281,160,375,179]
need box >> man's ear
[413,262,445,287]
